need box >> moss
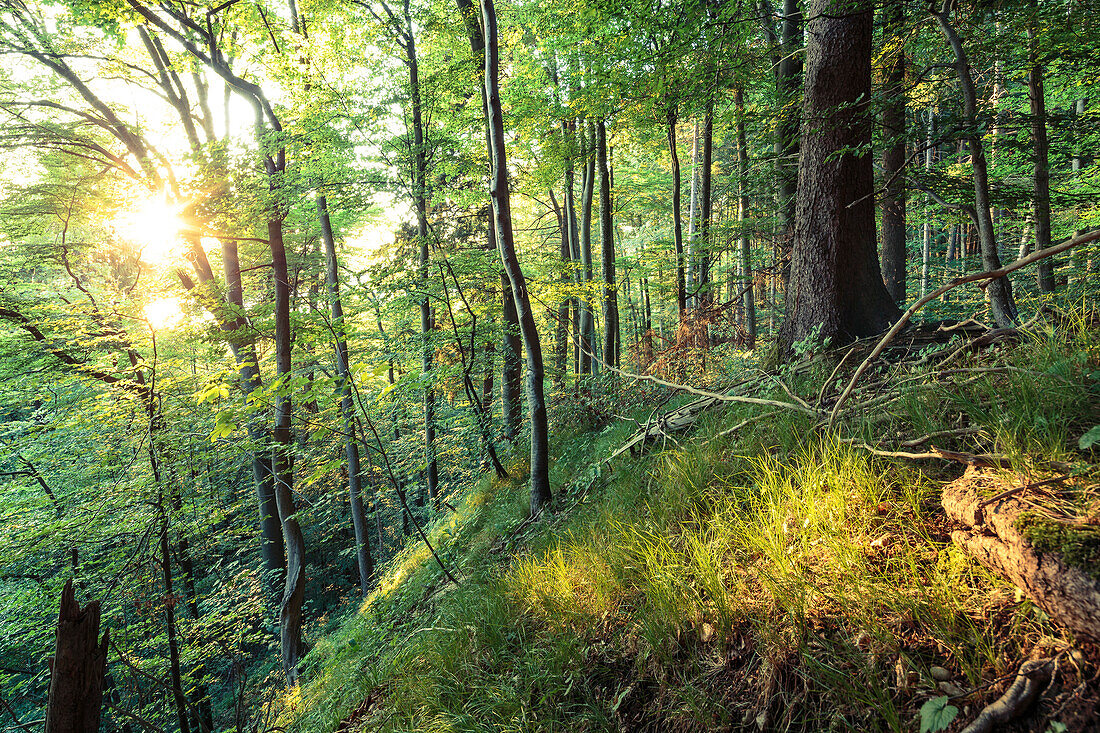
[1017,513,1100,583]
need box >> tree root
[959,659,1051,733]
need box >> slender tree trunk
[777,0,802,289]
[269,216,306,686]
[597,120,618,370]
[319,195,373,596]
[501,272,522,439]
[579,120,597,374]
[159,524,191,733]
[667,110,687,317]
[880,0,907,304]
[483,0,551,514]
[1028,23,1055,292]
[932,1,1018,328]
[735,87,756,347]
[550,191,569,380]
[921,109,935,299]
[697,98,714,310]
[686,119,700,309]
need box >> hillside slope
[285,314,1100,733]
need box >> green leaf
[1079,426,1100,451]
[919,697,958,733]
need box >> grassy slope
[285,314,1099,732]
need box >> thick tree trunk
[45,580,107,733]
[880,0,907,305]
[597,120,619,370]
[667,110,687,317]
[483,0,551,515]
[319,195,373,596]
[932,1,1018,328]
[780,0,901,352]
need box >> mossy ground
[283,309,1100,733]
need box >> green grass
[284,305,1099,732]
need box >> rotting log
[45,578,108,733]
[943,467,1100,640]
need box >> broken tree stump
[943,467,1100,640]
[45,578,108,733]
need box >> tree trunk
[501,272,522,440]
[597,119,618,370]
[45,579,107,733]
[697,97,714,309]
[1027,23,1055,293]
[483,0,551,515]
[779,0,901,352]
[319,195,373,596]
[931,1,1018,328]
[921,109,935,299]
[579,120,597,374]
[880,0,907,304]
[734,86,756,347]
[686,119,700,309]
[269,216,306,687]
[666,110,687,318]
[159,524,191,733]
[777,0,802,289]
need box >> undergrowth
[284,307,1099,733]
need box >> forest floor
[282,307,1100,733]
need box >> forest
[0,0,1098,729]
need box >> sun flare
[114,196,185,264]
[144,297,183,330]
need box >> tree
[482,0,551,515]
[780,0,901,351]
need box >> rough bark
[779,0,901,352]
[45,579,107,733]
[483,0,552,514]
[943,468,1100,640]
[921,109,935,299]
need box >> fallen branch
[828,228,1100,428]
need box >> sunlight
[113,195,185,264]
[144,297,182,330]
